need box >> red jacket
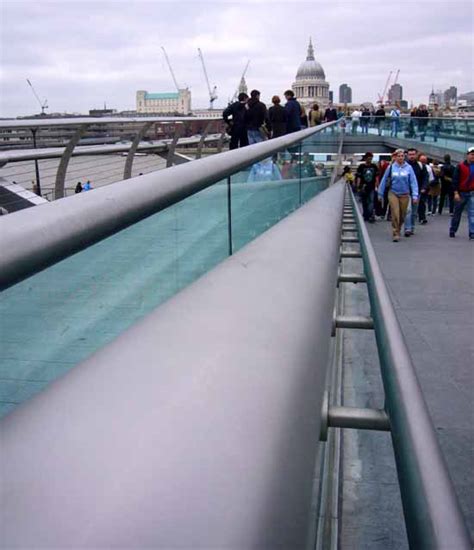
[453,161,474,192]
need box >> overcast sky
[0,0,473,117]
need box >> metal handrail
[0,121,338,291]
[0,183,346,548]
[348,186,471,549]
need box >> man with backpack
[223,92,249,150]
[356,152,379,222]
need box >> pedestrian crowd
[346,146,474,242]
[223,90,338,150]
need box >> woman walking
[268,96,287,138]
[378,149,419,241]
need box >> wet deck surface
[340,210,474,548]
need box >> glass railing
[344,116,473,152]
[0,128,338,416]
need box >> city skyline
[1,0,473,117]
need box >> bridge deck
[341,211,473,547]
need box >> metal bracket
[340,250,362,259]
[341,236,359,243]
[320,391,390,441]
[335,315,374,330]
[338,272,367,284]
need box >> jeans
[418,192,427,222]
[439,185,454,214]
[450,191,474,236]
[390,120,399,137]
[361,120,369,134]
[404,197,418,233]
[427,195,438,214]
[247,129,265,145]
[361,190,374,220]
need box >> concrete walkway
[340,210,473,548]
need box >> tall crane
[161,46,181,92]
[197,48,218,109]
[378,70,393,105]
[231,60,250,103]
[393,69,400,87]
[26,79,48,115]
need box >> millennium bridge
[0,116,472,549]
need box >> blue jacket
[378,162,419,199]
[284,98,302,133]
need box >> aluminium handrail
[348,186,471,549]
[0,120,338,291]
[0,183,346,548]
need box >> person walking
[268,95,287,138]
[389,104,401,137]
[223,92,249,150]
[360,106,371,134]
[308,103,323,127]
[449,146,474,239]
[405,148,429,235]
[426,159,441,215]
[309,103,323,127]
[438,154,455,215]
[375,105,386,136]
[351,108,361,134]
[284,90,302,134]
[323,102,338,123]
[356,152,379,222]
[244,90,269,145]
[417,104,429,141]
[378,149,419,242]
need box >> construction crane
[231,60,250,102]
[26,79,48,115]
[393,69,400,87]
[161,46,181,92]
[377,70,393,105]
[197,48,218,109]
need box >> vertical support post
[123,122,153,180]
[196,121,213,160]
[54,124,89,199]
[31,129,42,196]
[166,124,184,168]
[227,176,233,256]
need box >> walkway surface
[340,210,474,548]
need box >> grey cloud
[0,0,472,117]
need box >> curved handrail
[0,121,338,291]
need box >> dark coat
[268,104,287,138]
[285,98,302,133]
[244,98,268,131]
[223,101,247,134]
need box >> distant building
[292,38,330,109]
[429,87,443,107]
[89,108,117,117]
[444,86,457,106]
[136,90,191,115]
[458,91,474,107]
[339,83,352,104]
[329,90,334,103]
[388,84,403,104]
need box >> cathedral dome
[295,39,326,80]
